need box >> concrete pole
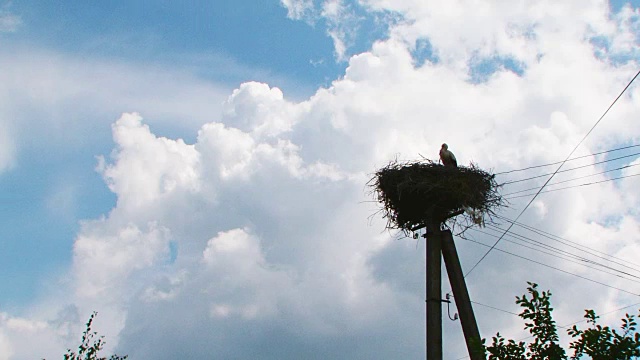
[441,230,485,360]
[425,220,442,360]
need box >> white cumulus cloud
[280,0,314,20]
[3,1,640,359]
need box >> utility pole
[371,158,497,359]
[425,219,442,360]
[423,219,484,360]
[441,229,483,360]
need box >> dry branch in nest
[369,160,502,233]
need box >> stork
[439,143,457,167]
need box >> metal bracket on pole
[446,293,459,321]
[425,298,449,303]
[425,295,458,321]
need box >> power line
[501,163,640,196]
[512,302,640,344]
[483,224,640,277]
[463,69,640,278]
[504,172,640,199]
[481,225,597,265]
[459,235,640,297]
[560,301,640,329]
[448,293,521,318]
[482,224,640,276]
[469,300,521,317]
[464,298,638,325]
[495,214,640,272]
[470,226,640,284]
[471,227,640,283]
[494,144,640,175]
[501,152,640,185]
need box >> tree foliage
[45,312,127,360]
[483,282,640,360]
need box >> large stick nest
[369,160,502,232]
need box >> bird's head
[441,143,448,150]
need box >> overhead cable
[463,69,640,278]
[483,223,640,276]
[495,214,640,272]
[484,224,640,276]
[501,152,640,185]
[501,163,640,196]
[470,227,640,284]
[459,236,640,297]
[494,144,640,175]
[469,300,520,316]
[504,173,640,199]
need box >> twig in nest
[368,160,503,234]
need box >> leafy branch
[483,282,640,360]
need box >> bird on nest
[439,143,457,167]
[439,143,484,226]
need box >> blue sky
[0,0,342,308]
[2,1,640,359]
[8,0,348,92]
[0,0,404,310]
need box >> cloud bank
[3,1,640,359]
